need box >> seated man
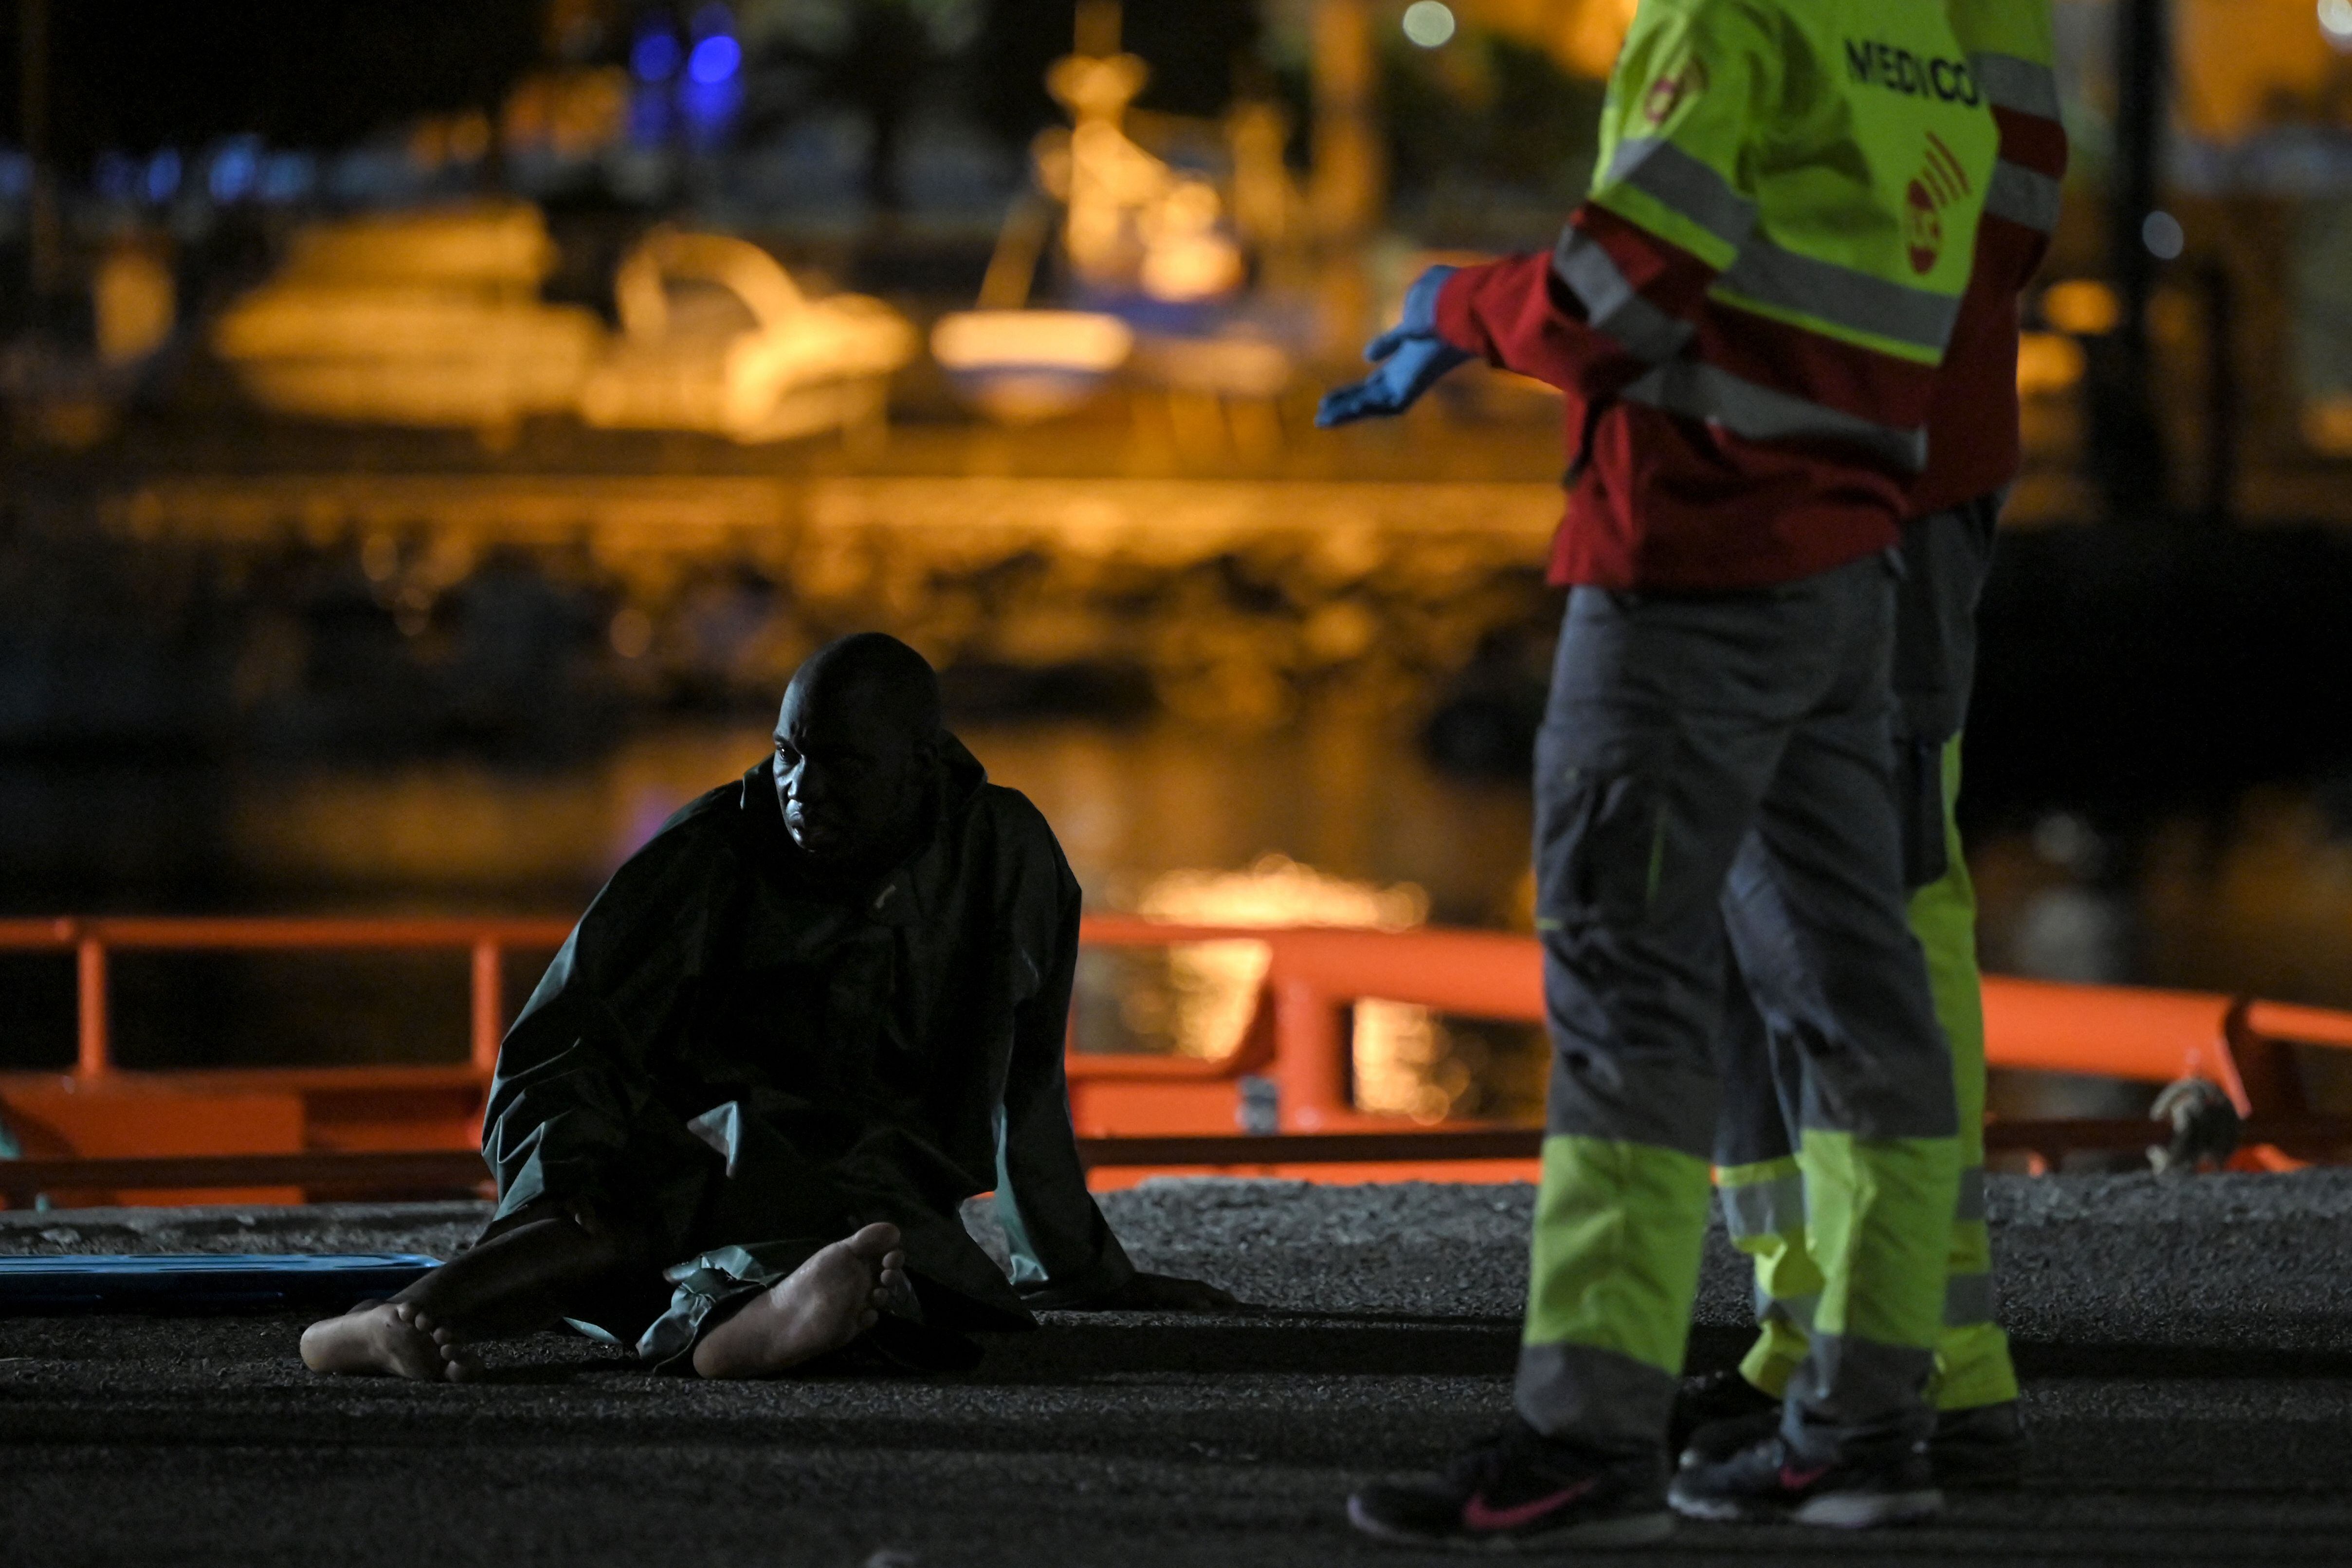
[303,632,1232,1381]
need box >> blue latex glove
[1315,265,1473,427]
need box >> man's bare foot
[300,1300,482,1382]
[691,1223,906,1379]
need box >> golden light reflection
[928,310,1136,424]
[92,243,175,365]
[2173,0,2347,136]
[2302,397,2352,455]
[2016,331,2086,397]
[1454,0,1638,80]
[2042,280,2123,336]
[1036,48,1246,304]
[1134,853,1452,1117]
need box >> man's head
[772,633,944,872]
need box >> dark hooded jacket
[480,735,1133,1337]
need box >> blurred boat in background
[578,228,914,445]
[210,203,602,435]
[213,205,915,446]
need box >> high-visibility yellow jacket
[1434,0,1998,590]
[1912,0,2066,515]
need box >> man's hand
[1314,265,1473,427]
[1078,1271,1244,1313]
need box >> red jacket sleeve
[1434,252,1602,391]
[1432,205,1723,401]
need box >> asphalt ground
[4,1174,2351,1567]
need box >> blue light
[209,139,261,201]
[257,152,315,202]
[687,34,740,85]
[632,29,683,81]
[145,148,182,203]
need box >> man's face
[771,684,926,869]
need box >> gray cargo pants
[1521,550,1958,1460]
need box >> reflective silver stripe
[1621,360,1930,472]
[1970,51,2061,119]
[1719,1169,1807,1240]
[1945,1269,1997,1327]
[1754,1281,1819,1330]
[1602,136,1756,251]
[1552,227,1694,364]
[1718,238,1963,354]
[1955,1166,1987,1225]
[1985,159,2062,233]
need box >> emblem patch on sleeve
[1905,131,1974,274]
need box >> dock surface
[4,1175,2350,1566]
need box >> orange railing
[0,916,574,1079]
[5,913,2352,1204]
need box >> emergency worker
[1318,0,1995,1545]
[1677,0,2068,1487]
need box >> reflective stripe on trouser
[1723,749,2014,1409]
[1906,735,2018,1409]
[1519,562,1956,1457]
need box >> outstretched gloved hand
[1314,265,1472,427]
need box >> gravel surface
[4,1174,2350,1566]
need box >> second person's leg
[1675,556,1957,1526]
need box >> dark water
[8,518,2352,1133]
[8,700,2352,1133]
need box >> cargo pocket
[1533,727,1673,929]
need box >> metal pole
[1308,0,1381,242]
[2097,0,2171,523]
[470,941,503,1075]
[2202,259,2236,527]
[1308,0,1382,356]
[1273,980,1352,1131]
[75,935,109,1076]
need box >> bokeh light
[208,141,260,202]
[144,149,182,204]
[687,34,741,86]
[2042,279,2123,334]
[1402,1,1457,49]
[630,28,682,82]
[2142,209,2186,260]
[2323,0,2352,50]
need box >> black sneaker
[1668,1431,1940,1528]
[1669,1369,1778,1456]
[1678,1405,1781,1471]
[1348,1421,1675,1550]
[1933,1400,2026,1488]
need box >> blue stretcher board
[0,1253,440,1313]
